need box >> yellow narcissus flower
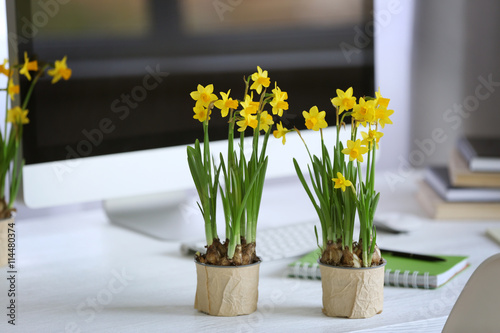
[190,84,217,107]
[303,106,328,131]
[7,106,29,125]
[332,172,352,192]
[214,90,238,117]
[342,139,368,162]
[258,111,274,133]
[375,90,390,108]
[375,106,394,128]
[273,121,289,145]
[240,94,259,115]
[192,102,211,122]
[237,111,258,132]
[7,78,19,101]
[19,52,38,81]
[270,84,289,117]
[352,97,376,127]
[250,66,271,94]
[47,56,72,84]
[0,59,11,77]
[361,130,384,150]
[331,87,356,114]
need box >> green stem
[22,64,49,110]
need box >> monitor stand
[103,190,206,241]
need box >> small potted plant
[187,67,288,316]
[292,87,393,318]
[0,53,71,266]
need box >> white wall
[410,0,467,167]
[0,2,7,116]
[374,0,415,170]
[462,1,500,138]
[409,0,500,166]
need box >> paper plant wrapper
[0,216,14,267]
[319,259,386,319]
[194,261,260,316]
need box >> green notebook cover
[287,249,469,289]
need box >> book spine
[288,262,321,280]
[384,269,432,289]
[458,137,476,163]
[288,266,435,289]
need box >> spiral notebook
[287,249,469,289]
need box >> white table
[1,172,499,332]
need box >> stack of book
[417,137,500,220]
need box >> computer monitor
[6,0,374,239]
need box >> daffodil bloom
[47,56,72,84]
[331,87,356,114]
[250,66,271,94]
[332,172,352,192]
[303,106,328,131]
[240,94,259,115]
[375,90,390,108]
[361,129,384,150]
[270,84,289,116]
[193,103,211,122]
[258,111,274,133]
[352,97,376,127]
[214,90,238,117]
[7,78,19,101]
[237,112,258,132]
[19,52,38,81]
[273,121,289,145]
[375,106,394,128]
[7,106,29,125]
[342,139,368,162]
[0,59,10,77]
[190,84,218,107]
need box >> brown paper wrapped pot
[319,259,386,319]
[194,261,260,316]
[0,216,14,267]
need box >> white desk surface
[1,172,499,333]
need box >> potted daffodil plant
[0,53,71,266]
[187,66,289,316]
[291,87,394,318]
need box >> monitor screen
[7,0,374,209]
[11,0,373,163]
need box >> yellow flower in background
[342,139,368,162]
[214,90,238,117]
[331,87,356,114]
[332,172,352,192]
[7,106,29,125]
[7,78,19,101]
[192,102,211,122]
[250,66,271,94]
[240,94,259,115]
[237,112,258,132]
[352,97,375,127]
[19,52,38,81]
[190,84,217,107]
[258,111,274,133]
[0,59,11,77]
[303,106,328,131]
[273,122,289,145]
[47,56,72,84]
[270,84,289,117]
[361,129,384,150]
[376,106,394,128]
[375,90,390,108]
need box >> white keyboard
[180,221,319,261]
[180,216,408,261]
